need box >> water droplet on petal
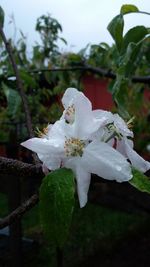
[116,166,122,171]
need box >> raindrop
[116,166,122,171]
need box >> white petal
[48,120,66,142]
[90,127,106,141]
[93,110,113,126]
[21,137,63,154]
[42,164,49,175]
[62,87,80,108]
[64,158,91,208]
[45,124,53,137]
[39,154,62,170]
[147,144,150,152]
[116,138,133,157]
[73,93,96,138]
[116,139,128,157]
[21,138,54,154]
[124,139,150,173]
[21,137,64,170]
[76,167,91,208]
[113,114,133,137]
[62,88,100,139]
[82,141,132,182]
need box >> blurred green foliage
[0,4,149,153]
[0,192,150,267]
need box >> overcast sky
[1,0,150,52]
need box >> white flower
[21,88,132,208]
[96,112,150,173]
[113,115,150,172]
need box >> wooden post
[56,247,63,267]
[8,175,22,267]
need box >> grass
[0,193,150,266]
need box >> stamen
[64,105,75,124]
[36,125,49,138]
[105,124,122,141]
[64,137,85,157]
[127,116,135,129]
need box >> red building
[83,75,114,110]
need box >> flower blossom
[95,112,150,173]
[21,88,134,207]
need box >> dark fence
[0,168,150,266]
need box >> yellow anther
[127,116,135,129]
[36,125,49,138]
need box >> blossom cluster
[21,88,150,207]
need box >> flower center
[64,105,75,124]
[101,124,123,143]
[64,138,85,157]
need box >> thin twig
[0,157,42,229]
[0,24,40,163]
[0,25,34,138]
[29,65,150,85]
[0,156,149,229]
[0,193,39,229]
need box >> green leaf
[107,79,115,94]
[39,168,75,248]
[116,35,149,78]
[0,6,4,28]
[60,37,67,45]
[122,26,148,53]
[2,83,21,119]
[129,168,150,194]
[121,35,149,76]
[20,70,37,88]
[120,4,139,15]
[112,77,130,119]
[107,14,124,52]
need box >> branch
[0,169,150,230]
[0,157,43,229]
[0,156,150,229]
[86,65,150,84]
[0,193,39,229]
[0,25,34,138]
[29,65,150,85]
[0,156,43,178]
